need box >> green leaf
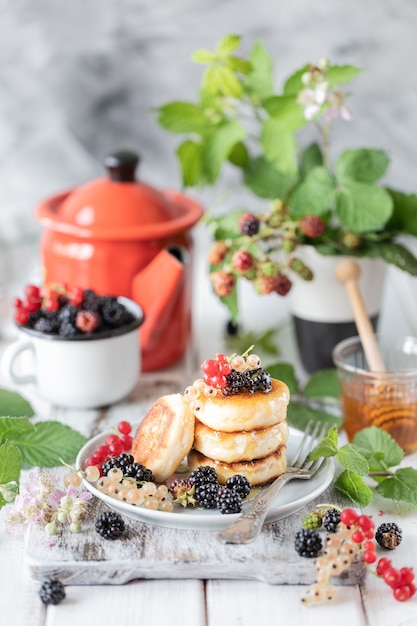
[191,49,217,64]
[0,440,21,485]
[336,444,369,475]
[300,143,323,177]
[335,149,390,184]
[283,65,309,95]
[308,425,339,459]
[287,404,341,433]
[334,470,373,507]
[228,141,249,168]
[387,189,417,237]
[352,426,404,471]
[366,241,417,276]
[225,56,252,75]
[335,182,393,233]
[202,63,244,98]
[263,95,307,132]
[203,120,246,183]
[207,209,243,241]
[244,156,297,199]
[0,389,34,418]
[218,288,239,325]
[0,416,35,441]
[215,34,241,58]
[289,167,335,217]
[375,468,417,504]
[267,362,298,396]
[13,421,87,469]
[326,64,362,86]
[261,120,298,175]
[177,140,204,187]
[245,40,274,100]
[303,369,341,400]
[156,102,208,134]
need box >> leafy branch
[0,389,87,511]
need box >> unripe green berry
[283,239,297,253]
[289,258,304,273]
[300,268,314,281]
[303,512,322,530]
[259,261,277,277]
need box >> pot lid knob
[104,151,140,182]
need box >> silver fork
[217,420,328,544]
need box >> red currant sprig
[84,420,133,473]
[201,353,232,389]
[376,558,416,602]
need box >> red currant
[340,508,359,526]
[69,286,84,306]
[217,361,232,375]
[383,567,402,589]
[351,530,365,544]
[24,298,41,312]
[120,434,133,451]
[362,550,377,564]
[105,434,121,447]
[394,585,412,602]
[108,439,123,456]
[202,359,218,376]
[215,353,228,363]
[117,421,132,435]
[364,540,376,551]
[14,308,30,325]
[44,298,60,312]
[358,515,374,531]
[399,567,415,585]
[13,297,23,309]
[24,284,41,299]
[376,558,392,576]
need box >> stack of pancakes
[188,378,290,485]
[132,378,290,486]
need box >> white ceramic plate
[76,426,335,531]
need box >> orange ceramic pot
[35,151,204,371]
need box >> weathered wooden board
[24,489,365,587]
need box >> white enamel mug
[1,297,144,409]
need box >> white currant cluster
[95,468,174,512]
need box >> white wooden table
[1,235,417,626]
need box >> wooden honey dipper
[335,259,386,372]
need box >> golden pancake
[187,445,287,486]
[193,419,289,463]
[192,378,289,432]
[132,393,195,482]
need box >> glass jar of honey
[332,335,417,454]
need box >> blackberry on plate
[225,474,251,499]
[375,522,402,550]
[244,368,272,393]
[222,370,246,396]
[124,462,155,483]
[322,508,341,533]
[95,511,125,540]
[39,579,66,605]
[189,466,219,488]
[294,528,323,558]
[101,453,134,476]
[195,482,219,509]
[217,486,242,514]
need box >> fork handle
[217,473,295,544]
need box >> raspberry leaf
[0,389,34,418]
[245,40,274,100]
[375,468,417,505]
[0,416,35,440]
[334,470,373,507]
[11,421,87,469]
[335,148,389,184]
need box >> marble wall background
[1,0,417,332]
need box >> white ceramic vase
[288,246,387,373]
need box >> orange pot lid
[35,151,204,240]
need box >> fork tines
[291,420,328,469]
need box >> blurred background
[1,0,417,343]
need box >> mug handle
[1,340,37,385]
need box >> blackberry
[322,508,341,533]
[34,316,58,334]
[195,482,219,509]
[294,528,323,558]
[102,298,134,328]
[39,579,66,605]
[82,289,103,312]
[189,466,219,488]
[95,511,125,540]
[59,319,79,337]
[169,477,196,507]
[101,453,134,476]
[244,368,272,393]
[223,369,246,395]
[124,462,155,483]
[302,512,322,530]
[375,522,403,550]
[217,486,242,514]
[57,304,78,325]
[225,475,251,499]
